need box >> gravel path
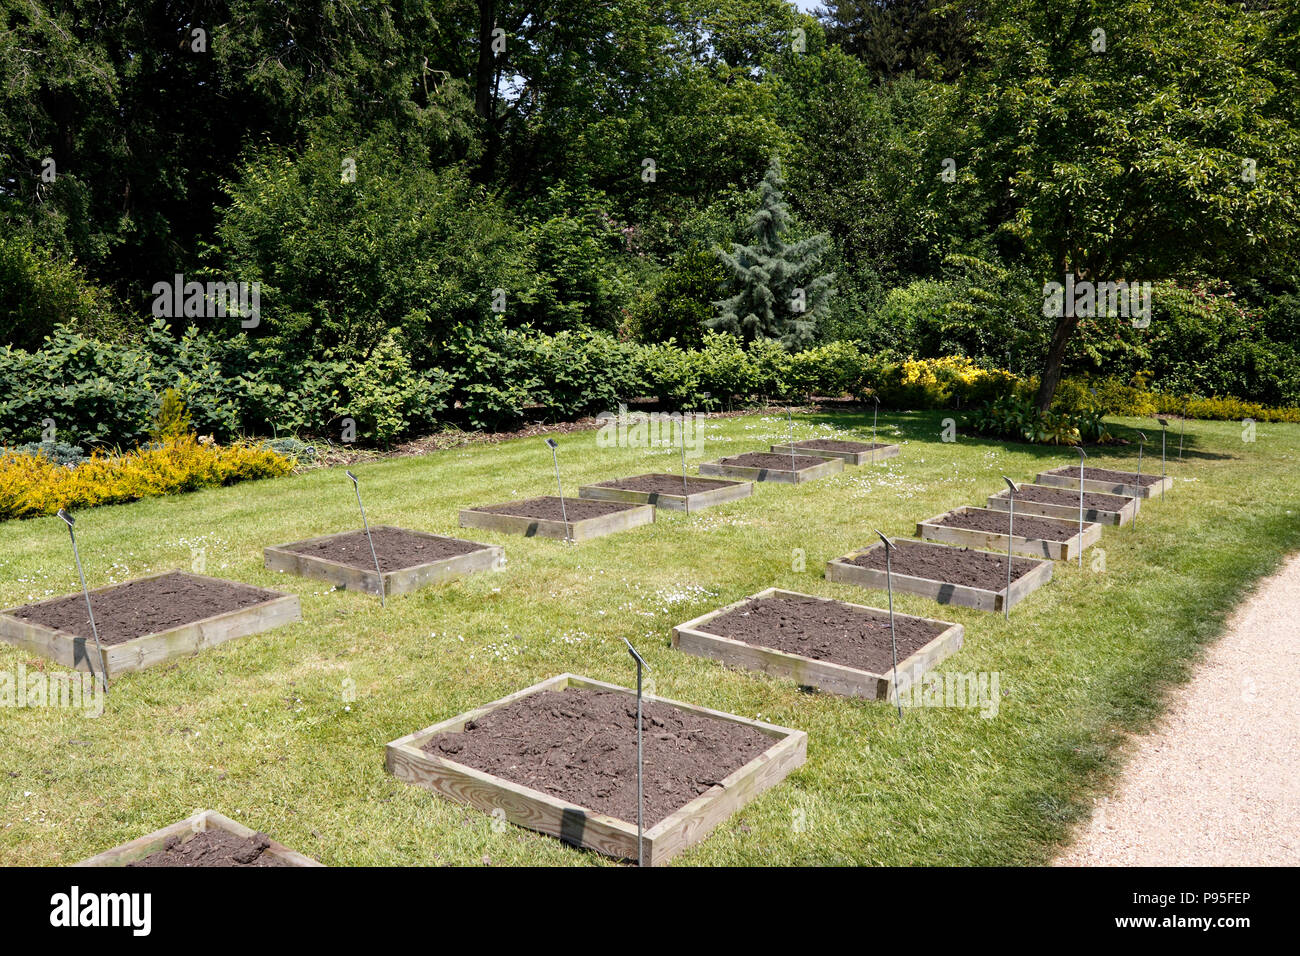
[1055,552,1300,866]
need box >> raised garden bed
[75,809,322,867]
[386,673,806,866]
[0,571,300,677]
[986,483,1139,527]
[577,473,752,513]
[672,588,963,700]
[768,438,900,465]
[699,452,843,484]
[916,505,1103,561]
[1035,465,1172,498]
[459,496,654,542]
[264,526,503,597]
[826,538,1053,613]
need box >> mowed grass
[1,410,1298,866]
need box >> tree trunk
[474,0,500,181]
[1034,314,1079,411]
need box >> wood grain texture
[768,442,900,465]
[577,478,753,513]
[698,456,843,484]
[916,506,1103,561]
[385,673,807,866]
[74,809,323,866]
[264,526,503,596]
[986,485,1139,526]
[1035,468,1173,499]
[825,540,1054,613]
[672,587,964,700]
[0,571,301,678]
[458,504,654,541]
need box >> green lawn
[2,410,1298,866]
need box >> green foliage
[0,234,123,350]
[710,158,836,349]
[968,394,1085,446]
[341,333,451,448]
[150,388,193,442]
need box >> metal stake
[1156,418,1168,500]
[623,638,649,867]
[872,395,879,464]
[1177,404,1187,462]
[346,471,385,608]
[786,406,796,474]
[875,531,902,718]
[57,509,108,694]
[1134,431,1146,528]
[1075,446,1088,570]
[545,438,570,544]
[1002,477,1017,620]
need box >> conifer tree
[709,159,835,349]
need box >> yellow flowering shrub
[876,356,1016,408]
[0,436,295,521]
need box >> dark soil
[849,539,1041,590]
[931,508,1077,541]
[715,452,827,471]
[422,688,772,827]
[787,439,891,452]
[11,572,280,645]
[126,829,289,867]
[697,593,946,673]
[593,473,741,495]
[1045,465,1163,486]
[1001,485,1133,510]
[282,527,484,571]
[471,496,641,520]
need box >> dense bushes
[0,436,296,520]
[5,319,1298,453]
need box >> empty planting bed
[986,483,1138,526]
[699,452,843,484]
[0,571,300,677]
[917,505,1103,560]
[459,496,654,541]
[578,473,752,512]
[76,810,323,867]
[386,674,806,866]
[265,526,502,596]
[827,538,1053,612]
[768,438,900,465]
[1036,465,1172,498]
[673,588,963,699]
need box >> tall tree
[818,0,978,81]
[709,158,835,348]
[954,0,1300,409]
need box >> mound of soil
[849,539,1041,591]
[1046,466,1163,486]
[698,593,946,673]
[593,474,740,494]
[283,527,484,571]
[422,688,772,827]
[931,508,1077,541]
[11,572,280,645]
[127,829,289,867]
[789,439,890,452]
[471,496,641,520]
[1001,485,1133,509]
[715,452,827,471]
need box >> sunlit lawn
[2,409,1297,865]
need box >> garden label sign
[346,471,385,608]
[1075,446,1088,570]
[57,509,108,694]
[1156,418,1169,500]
